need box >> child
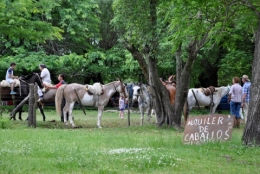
[119,95,125,118]
[6,62,18,94]
[44,74,66,89]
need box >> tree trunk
[174,40,199,125]
[147,55,175,126]
[147,0,175,127]
[242,17,260,145]
[175,44,182,83]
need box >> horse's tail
[183,100,188,124]
[55,85,66,117]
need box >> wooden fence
[10,84,38,127]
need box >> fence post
[33,84,38,127]
[128,87,131,126]
[28,84,36,127]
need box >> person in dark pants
[228,76,242,128]
[44,74,68,122]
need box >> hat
[242,75,250,81]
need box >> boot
[237,118,241,128]
[233,117,237,128]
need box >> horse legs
[18,109,23,121]
[38,103,46,121]
[147,108,152,124]
[18,106,23,121]
[140,107,144,126]
[61,98,67,122]
[152,109,158,123]
[97,106,104,128]
[10,113,16,120]
[68,102,76,127]
[211,104,218,114]
[63,102,70,126]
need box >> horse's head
[115,79,128,98]
[34,73,44,88]
[132,84,141,101]
[20,73,43,88]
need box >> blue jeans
[230,101,241,119]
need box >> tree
[242,0,260,145]
[112,0,177,127]
[0,0,63,56]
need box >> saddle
[85,82,104,95]
[0,79,20,87]
[199,86,217,96]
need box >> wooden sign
[183,114,234,145]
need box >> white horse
[183,86,230,122]
[132,84,155,126]
[55,80,128,128]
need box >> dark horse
[38,88,68,122]
[0,73,43,120]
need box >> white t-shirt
[41,68,52,84]
[5,68,13,81]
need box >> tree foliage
[0,0,62,51]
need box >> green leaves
[0,0,63,44]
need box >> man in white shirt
[38,64,52,102]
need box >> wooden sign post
[183,114,234,145]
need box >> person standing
[6,62,18,95]
[44,74,67,122]
[241,75,251,123]
[119,95,125,118]
[38,64,52,102]
[228,76,243,128]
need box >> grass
[0,106,259,174]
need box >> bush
[0,118,11,129]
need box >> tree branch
[243,0,260,18]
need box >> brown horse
[160,76,176,105]
[55,80,128,128]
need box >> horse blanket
[0,79,20,87]
[85,82,103,95]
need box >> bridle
[113,81,127,98]
[132,85,141,98]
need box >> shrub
[0,118,11,129]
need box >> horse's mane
[104,80,120,86]
[20,73,37,80]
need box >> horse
[167,75,176,87]
[55,80,128,128]
[183,86,230,123]
[132,83,156,126]
[160,78,176,105]
[0,73,43,120]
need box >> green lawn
[0,106,259,174]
